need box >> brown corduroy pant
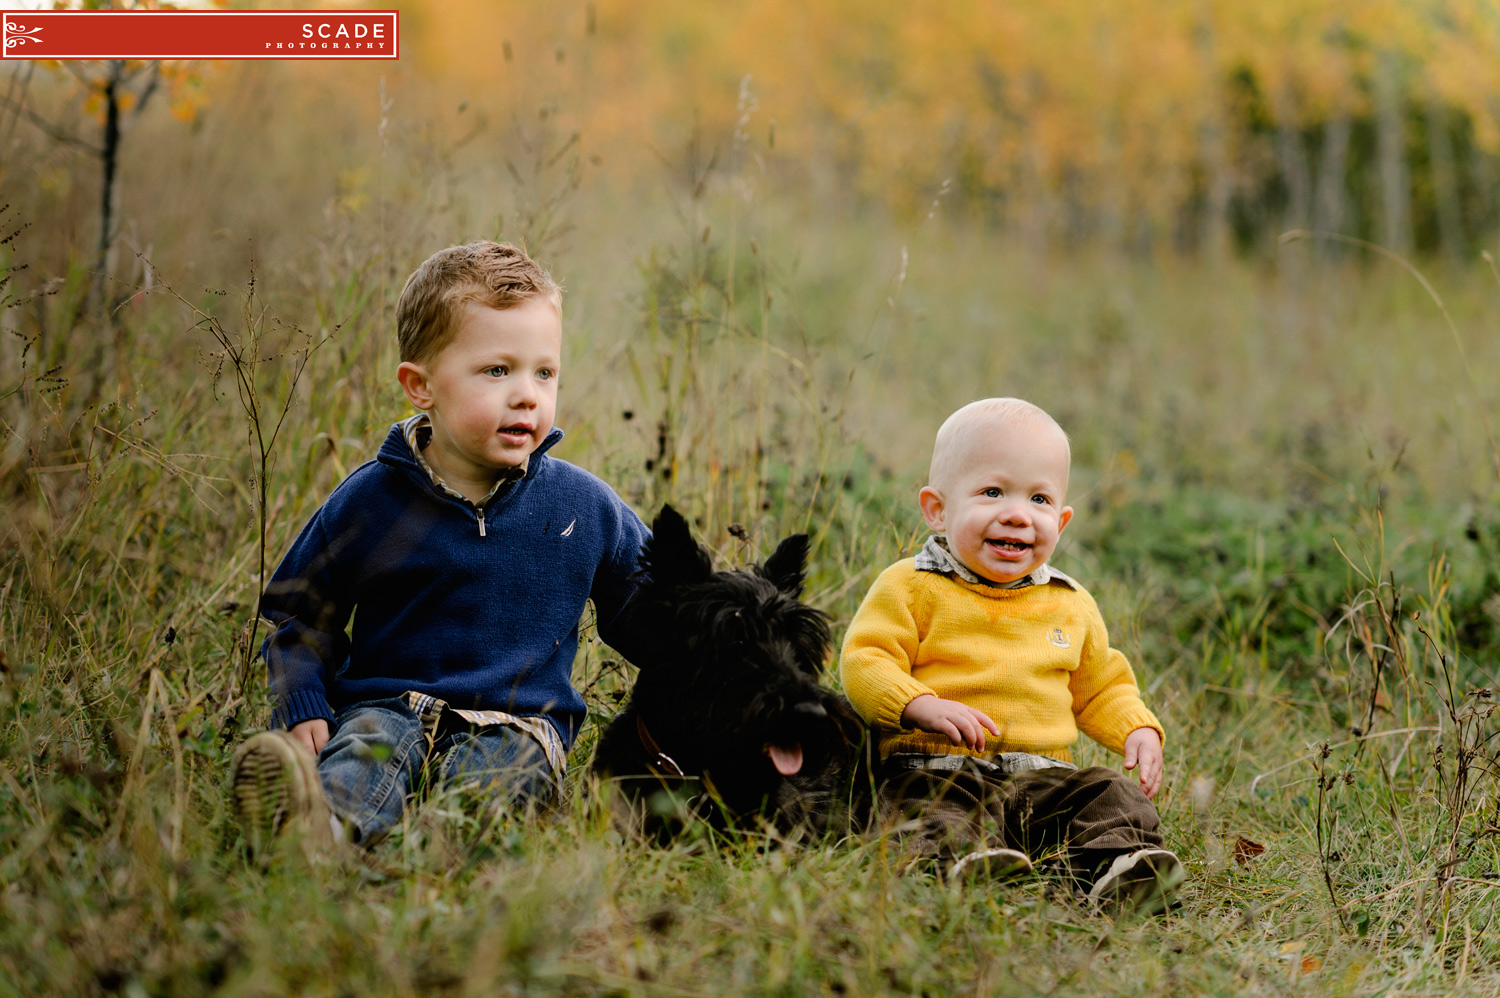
[877,758,1162,874]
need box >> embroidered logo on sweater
[560,519,575,537]
[1047,628,1070,648]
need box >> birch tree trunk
[1467,134,1499,259]
[1424,94,1464,259]
[1374,52,1413,254]
[1016,135,1051,260]
[1199,103,1233,260]
[1273,89,1311,236]
[1193,10,1232,260]
[1313,112,1351,257]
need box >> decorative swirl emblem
[5,22,44,49]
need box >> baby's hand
[901,694,1002,751]
[1123,727,1163,800]
[290,718,330,757]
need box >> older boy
[231,241,648,850]
[840,398,1183,913]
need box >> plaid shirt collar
[913,534,1077,591]
[401,413,527,509]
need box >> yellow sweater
[839,559,1164,763]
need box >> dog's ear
[760,533,810,597]
[639,504,712,586]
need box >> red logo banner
[1,9,399,60]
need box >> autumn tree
[0,1,207,320]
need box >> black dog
[591,505,869,832]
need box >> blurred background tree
[1,2,207,329]
[8,0,1500,286]
[474,0,1498,257]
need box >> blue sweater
[260,422,649,747]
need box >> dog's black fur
[591,504,870,832]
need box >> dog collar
[635,715,686,778]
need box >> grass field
[7,74,1500,995]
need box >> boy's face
[397,298,562,488]
[918,418,1073,584]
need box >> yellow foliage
[168,92,202,125]
[371,0,1500,220]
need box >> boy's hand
[1123,727,1163,799]
[290,718,330,757]
[901,694,1002,751]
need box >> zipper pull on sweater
[478,510,487,536]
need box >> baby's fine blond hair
[928,398,1071,494]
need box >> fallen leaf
[1233,835,1266,864]
[1276,941,1321,974]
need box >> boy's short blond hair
[928,397,1071,492]
[396,241,562,363]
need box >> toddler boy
[231,241,649,851]
[840,398,1183,913]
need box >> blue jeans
[316,696,555,844]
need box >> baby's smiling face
[918,412,1073,585]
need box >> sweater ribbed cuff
[276,688,336,730]
[875,679,938,730]
[1130,717,1166,748]
[1103,707,1165,754]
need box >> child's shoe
[949,846,1033,883]
[1087,848,1185,916]
[231,731,334,860]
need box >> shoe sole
[950,848,1034,883]
[1092,852,1186,916]
[232,733,331,859]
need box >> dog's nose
[794,701,827,717]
